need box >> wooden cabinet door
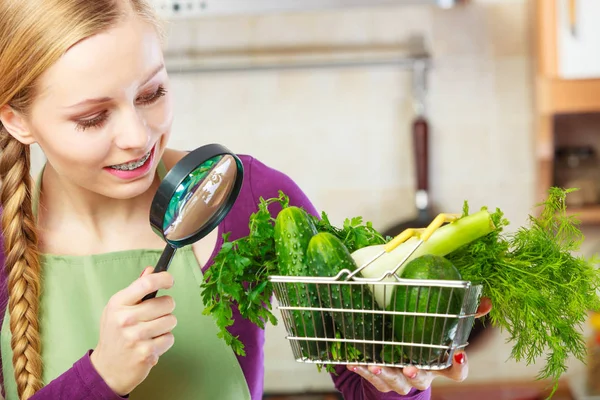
[555,0,600,79]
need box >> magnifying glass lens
[163,154,237,241]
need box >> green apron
[1,161,251,399]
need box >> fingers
[112,270,174,306]
[128,296,176,323]
[398,366,433,391]
[475,297,492,318]
[348,351,469,395]
[347,366,394,393]
[137,332,175,367]
[127,314,178,343]
[375,365,433,393]
[347,365,434,395]
[433,351,468,382]
[154,332,175,356]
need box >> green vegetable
[392,254,464,365]
[274,206,318,276]
[200,186,600,397]
[351,210,495,308]
[201,191,287,356]
[273,206,323,359]
[201,191,385,357]
[445,188,600,395]
[310,212,388,253]
[305,232,387,362]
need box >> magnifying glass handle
[141,244,177,302]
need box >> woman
[0,0,491,399]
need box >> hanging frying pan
[383,60,433,236]
[383,114,433,235]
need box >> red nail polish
[352,367,358,372]
[372,368,381,375]
[408,372,417,379]
[454,352,466,365]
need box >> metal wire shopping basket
[268,214,483,370]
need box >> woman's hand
[90,267,177,396]
[348,296,493,395]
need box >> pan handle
[413,116,429,211]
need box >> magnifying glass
[141,143,244,301]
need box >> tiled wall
[163,0,536,234]
[155,0,554,393]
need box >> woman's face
[21,15,173,199]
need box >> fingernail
[352,367,358,372]
[408,371,417,379]
[454,352,466,365]
[372,368,382,375]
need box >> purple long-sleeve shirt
[0,155,431,400]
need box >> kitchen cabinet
[536,0,600,113]
[535,0,600,224]
[539,0,600,80]
[555,0,600,80]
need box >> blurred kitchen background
[30,0,600,398]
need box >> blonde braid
[0,128,42,399]
[0,1,164,398]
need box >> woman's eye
[75,110,109,132]
[137,85,167,106]
[72,86,166,131]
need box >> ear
[0,105,36,145]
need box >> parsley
[200,192,285,356]
[311,213,388,253]
[201,191,385,356]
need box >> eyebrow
[64,63,165,109]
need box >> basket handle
[383,213,461,253]
[345,213,462,281]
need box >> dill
[446,188,600,395]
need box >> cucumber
[275,206,318,276]
[306,232,388,362]
[392,254,464,364]
[274,206,324,359]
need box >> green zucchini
[274,206,324,359]
[305,232,388,362]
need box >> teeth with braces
[110,151,151,171]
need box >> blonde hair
[0,1,163,398]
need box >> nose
[114,107,151,151]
